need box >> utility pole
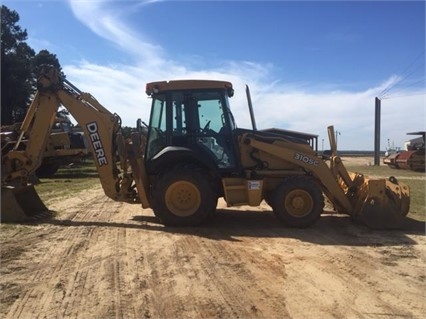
[374,97,381,166]
[335,130,341,149]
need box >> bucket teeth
[1,186,52,222]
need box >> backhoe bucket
[350,176,410,229]
[1,186,50,222]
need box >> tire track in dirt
[2,192,123,318]
[195,238,291,318]
[174,237,256,318]
[53,198,129,319]
[130,230,293,318]
[260,225,426,319]
[1,187,425,318]
[197,214,425,319]
[3,224,93,317]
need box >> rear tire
[271,177,324,228]
[151,167,217,226]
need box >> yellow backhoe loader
[1,116,88,177]
[1,65,410,229]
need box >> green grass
[346,164,425,179]
[34,160,100,203]
[400,179,425,220]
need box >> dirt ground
[1,157,425,319]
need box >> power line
[381,77,425,99]
[379,64,424,98]
[379,50,424,96]
[378,50,425,99]
[382,91,426,100]
[380,64,424,96]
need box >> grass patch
[34,160,100,203]
[346,164,425,179]
[400,179,426,221]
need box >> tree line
[1,4,62,125]
[1,5,137,138]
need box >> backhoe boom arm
[2,65,148,206]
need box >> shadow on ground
[17,208,425,247]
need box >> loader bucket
[1,186,51,222]
[350,176,410,229]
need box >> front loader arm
[244,133,354,214]
[243,126,410,229]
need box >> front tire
[151,167,217,226]
[271,177,324,228]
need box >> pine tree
[1,5,62,125]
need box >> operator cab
[145,80,238,173]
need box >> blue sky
[4,0,425,150]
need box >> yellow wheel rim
[284,189,313,217]
[165,181,201,217]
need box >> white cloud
[68,0,164,66]
[253,86,425,150]
[64,0,425,150]
[64,60,425,150]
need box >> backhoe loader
[1,65,410,229]
[1,116,88,177]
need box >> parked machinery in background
[384,132,425,172]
